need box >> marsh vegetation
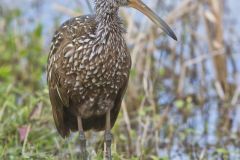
[0,0,239,159]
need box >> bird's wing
[48,69,69,137]
[110,70,130,129]
[47,15,96,137]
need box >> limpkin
[47,0,177,159]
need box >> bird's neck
[95,1,126,39]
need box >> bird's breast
[64,42,131,118]
[59,38,131,98]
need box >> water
[2,0,240,159]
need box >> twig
[177,49,225,95]
[231,87,240,105]
[122,100,132,156]
[54,3,80,17]
[231,74,240,105]
[84,0,93,13]
[214,81,225,100]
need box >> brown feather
[81,79,129,131]
[47,14,131,137]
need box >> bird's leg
[77,116,87,160]
[104,109,112,160]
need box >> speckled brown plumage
[47,12,131,137]
[47,2,176,159]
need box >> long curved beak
[128,0,177,41]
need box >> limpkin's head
[103,0,177,41]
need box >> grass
[0,1,240,160]
[0,9,148,158]
[0,85,142,159]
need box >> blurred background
[0,0,239,159]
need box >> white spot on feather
[64,48,74,58]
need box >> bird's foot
[104,130,112,160]
[79,131,88,160]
